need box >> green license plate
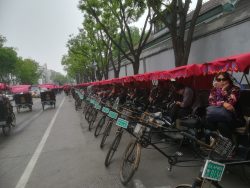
[202,160,225,181]
[116,118,129,129]
[108,111,118,119]
[102,107,110,114]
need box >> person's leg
[205,113,218,144]
[169,104,179,122]
[177,107,192,118]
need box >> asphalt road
[0,94,249,188]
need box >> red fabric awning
[10,85,31,94]
[201,52,250,75]
[39,84,57,89]
[76,52,250,89]
[0,83,8,90]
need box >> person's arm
[223,86,240,111]
[180,87,194,108]
[208,88,221,106]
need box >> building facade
[38,64,53,84]
[108,0,250,80]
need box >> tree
[0,35,6,48]
[50,72,69,85]
[83,15,109,80]
[63,31,96,83]
[0,46,18,83]
[79,0,154,75]
[148,0,203,67]
[15,58,40,84]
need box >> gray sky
[0,0,208,75]
[0,0,83,74]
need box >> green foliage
[0,46,18,82]
[15,58,40,84]
[0,35,6,48]
[78,0,153,75]
[50,72,69,85]
[148,0,203,67]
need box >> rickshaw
[79,52,250,187]
[11,85,33,113]
[14,93,33,113]
[116,53,250,186]
[40,90,56,110]
[0,96,16,136]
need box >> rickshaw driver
[205,72,240,139]
[169,82,194,123]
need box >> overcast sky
[0,0,208,75]
[0,0,83,74]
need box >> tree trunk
[114,69,119,78]
[103,65,108,79]
[133,56,140,75]
[174,40,185,67]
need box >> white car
[31,90,40,98]
[4,94,14,101]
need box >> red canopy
[39,84,57,89]
[0,83,8,90]
[76,52,250,89]
[11,85,31,94]
[200,52,250,75]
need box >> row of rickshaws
[72,69,250,187]
[13,90,56,112]
[0,90,56,136]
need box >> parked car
[31,90,40,98]
[3,93,14,101]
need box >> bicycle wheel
[94,115,106,137]
[2,123,11,136]
[87,108,96,124]
[85,106,91,121]
[75,100,78,111]
[83,102,89,114]
[242,164,250,183]
[100,120,113,149]
[10,112,16,127]
[120,140,141,185]
[88,110,98,131]
[105,130,123,167]
[82,103,87,113]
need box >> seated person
[205,72,240,139]
[107,84,119,100]
[169,82,194,122]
